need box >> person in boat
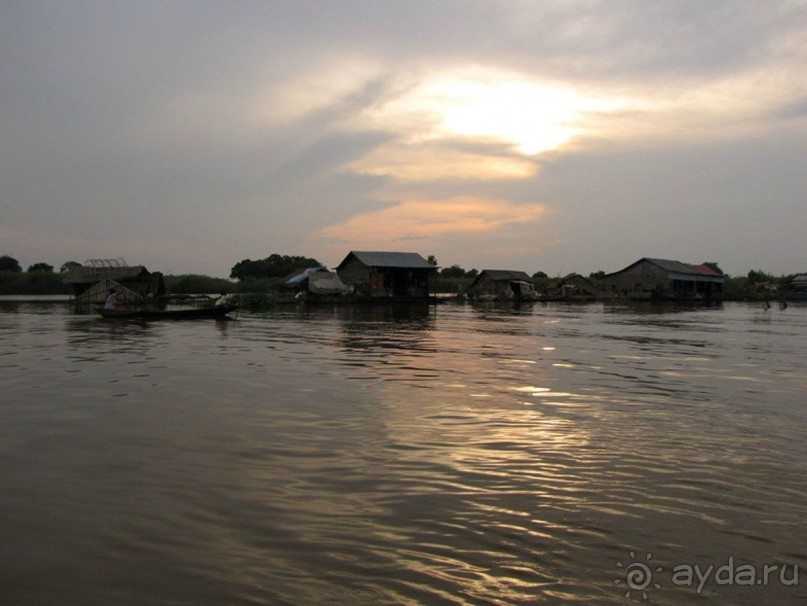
[214,292,232,306]
[104,288,118,310]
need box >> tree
[532,271,548,279]
[465,268,478,280]
[60,261,82,273]
[0,255,22,272]
[440,264,466,278]
[27,262,54,273]
[746,269,774,286]
[230,254,322,281]
[427,255,438,266]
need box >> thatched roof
[473,269,532,284]
[63,265,149,284]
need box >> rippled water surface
[1,300,806,605]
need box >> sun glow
[374,68,622,156]
[423,80,582,154]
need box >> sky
[1,1,805,278]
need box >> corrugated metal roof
[338,251,435,269]
[686,263,722,277]
[644,258,721,277]
[608,258,723,278]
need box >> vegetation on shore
[0,254,801,301]
[0,270,71,295]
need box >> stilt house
[603,258,723,301]
[63,258,165,304]
[467,270,534,300]
[336,251,436,299]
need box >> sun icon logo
[615,551,663,600]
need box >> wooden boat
[96,305,238,320]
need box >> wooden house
[603,258,723,301]
[63,259,165,304]
[467,270,534,300]
[335,251,436,299]
[544,273,599,301]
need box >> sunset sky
[2,1,805,278]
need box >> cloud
[2,1,806,276]
[312,196,547,260]
[346,140,538,181]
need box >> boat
[96,304,238,320]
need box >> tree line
[0,253,802,298]
[0,255,82,274]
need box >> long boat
[96,305,238,320]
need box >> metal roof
[644,258,722,277]
[337,251,435,270]
[608,258,723,278]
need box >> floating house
[467,270,535,300]
[63,258,165,304]
[336,251,436,299]
[603,258,723,301]
[786,274,807,301]
[544,273,599,301]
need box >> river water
[1,299,805,605]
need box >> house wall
[603,262,668,298]
[558,275,597,297]
[337,257,371,294]
[469,275,516,299]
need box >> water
[1,300,806,605]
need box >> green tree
[532,271,548,279]
[746,269,774,286]
[0,255,22,272]
[27,262,54,272]
[427,255,438,266]
[440,264,466,278]
[230,254,321,281]
[60,261,82,273]
[164,274,234,295]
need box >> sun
[377,67,620,156]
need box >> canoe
[96,305,238,320]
